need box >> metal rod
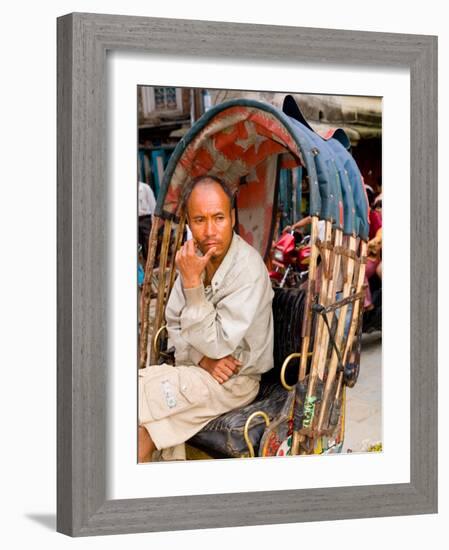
[244,411,270,458]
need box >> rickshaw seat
[188,287,307,458]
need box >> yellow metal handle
[243,411,270,458]
[280,352,313,390]
[153,324,167,354]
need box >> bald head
[181,175,234,217]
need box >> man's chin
[203,244,220,254]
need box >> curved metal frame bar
[153,324,167,355]
[243,411,270,458]
[280,352,313,390]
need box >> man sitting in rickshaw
[138,175,274,462]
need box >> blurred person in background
[365,190,382,311]
[138,180,156,261]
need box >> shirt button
[182,385,187,391]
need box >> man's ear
[231,208,236,229]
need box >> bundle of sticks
[291,216,367,454]
[139,214,185,370]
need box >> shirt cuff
[183,284,207,307]
[189,347,204,366]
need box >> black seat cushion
[264,286,307,386]
[188,287,308,458]
[189,380,290,458]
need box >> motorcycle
[269,230,311,288]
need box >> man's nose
[204,218,216,236]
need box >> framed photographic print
[57,13,437,536]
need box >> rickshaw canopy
[155,96,368,261]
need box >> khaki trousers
[139,363,259,460]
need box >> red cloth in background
[369,209,382,240]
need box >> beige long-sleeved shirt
[165,233,274,376]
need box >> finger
[186,239,196,255]
[225,354,241,363]
[225,356,242,368]
[217,365,234,378]
[175,250,181,267]
[203,246,217,261]
[229,359,242,374]
[223,360,238,372]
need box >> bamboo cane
[309,227,344,437]
[327,240,368,431]
[167,215,186,297]
[316,227,343,381]
[291,216,320,455]
[150,218,173,364]
[298,216,320,381]
[300,220,333,436]
[316,235,356,433]
[328,299,362,433]
[139,216,161,370]
[342,240,367,365]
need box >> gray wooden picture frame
[57,12,438,537]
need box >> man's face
[186,180,235,265]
